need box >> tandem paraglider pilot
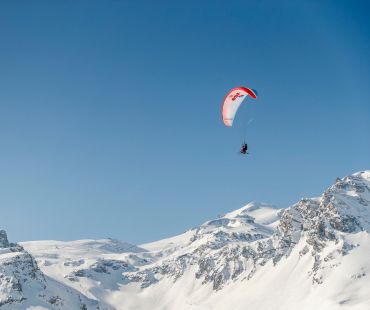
[240,143,248,155]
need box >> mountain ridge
[0,170,369,309]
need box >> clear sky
[0,1,369,244]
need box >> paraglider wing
[222,87,257,127]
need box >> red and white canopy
[222,86,257,127]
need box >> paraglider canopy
[222,86,257,127]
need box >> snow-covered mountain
[0,231,108,309]
[1,170,369,309]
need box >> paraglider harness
[240,143,248,155]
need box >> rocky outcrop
[0,230,9,248]
[0,232,110,309]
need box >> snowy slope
[0,233,109,309]
[9,170,370,309]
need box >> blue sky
[0,1,369,244]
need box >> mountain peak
[352,170,370,180]
[223,202,281,224]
